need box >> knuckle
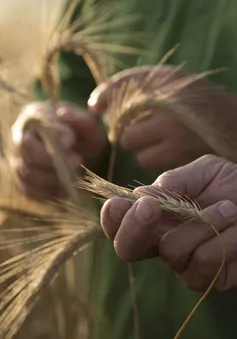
[155,169,180,187]
[192,247,210,267]
[160,235,189,273]
[182,278,206,292]
[198,154,223,166]
[159,234,176,262]
[181,269,210,292]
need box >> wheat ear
[106,63,224,144]
[77,166,226,338]
[0,214,103,339]
[40,0,146,100]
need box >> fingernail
[218,201,237,219]
[109,198,129,223]
[134,198,154,223]
[88,83,107,108]
[88,95,98,108]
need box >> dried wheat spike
[77,166,207,223]
[77,166,228,339]
[106,55,223,143]
[40,0,146,100]
[0,77,27,99]
[0,201,103,339]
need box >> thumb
[88,66,154,114]
[88,82,109,114]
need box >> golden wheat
[0,2,230,339]
[39,0,146,101]
[78,165,207,223]
[77,165,226,339]
[0,204,102,339]
[105,58,224,144]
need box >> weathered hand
[88,66,214,171]
[11,101,106,200]
[101,155,237,291]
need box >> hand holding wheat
[101,154,237,291]
[10,101,106,200]
[88,63,237,168]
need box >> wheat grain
[106,58,224,143]
[78,165,207,223]
[0,199,103,339]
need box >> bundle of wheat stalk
[0,0,142,338]
[0,0,146,338]
[0,203,103,339]
[0,0,229,339]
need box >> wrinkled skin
[101,155,237,292]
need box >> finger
[159,200,237,274]
[135,140,181,171]
[12,101,75,145]
[88,83,109,113]
[20,131,54,169]
[219,260,237,291]
[17,163,59,189]
[88,66,152,113]
[19,181,60,201]
[142,155,228,199]
[17,152,82,187]
[181,222,237,291]
[57,106,105,158]
[19,126,76,169]
[101,197,132,239]
[120,113,175,151]
[114,196,162,262]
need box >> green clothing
[35,1,237,338]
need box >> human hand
[88,66,214,171]
[11,101,106,200]
[101,155,237,291]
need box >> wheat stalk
[0,5,228,339]
[100,46,182,339]
[0,197,104,339]
[105,58,224,144]
[0,1,147,338]
[78,165,206,222]
[0,78,27,99]
[0,2,146,336]
[36,5,147,336]
[21,114,81,205]
[1,231,101,339]
[77,166,226,339]
[40,0,146,101]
